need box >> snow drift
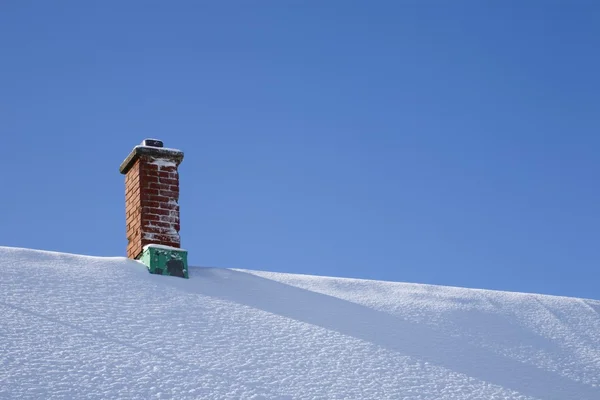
[1,246,599,399]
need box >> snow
[1,246,599,400]
[143,244,187,252]
[143,223,179,238]
[149,158,178,169]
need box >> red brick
[146,195,170,203]
[158,171,178,179]
[147,182,163,190]
[143,220,176,229]
[142,189,160,196]
[157,178,178,186]
[160,202,178,210]
[142,206,159,215]
[158,190,178,198]
[143,214,161,222]
[140,169,159,178]
[148,208,170,216]
[141,178,159,188]
[140,161,158,170]
[123,148,182,259]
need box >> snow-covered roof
[1,246,599,399]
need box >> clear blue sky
[1,1,599,300]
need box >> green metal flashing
[139,245,189,278]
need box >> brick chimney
[119,139,184,259]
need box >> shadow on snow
[168,267,600,400]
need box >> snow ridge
[1,246,599,399]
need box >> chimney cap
[120,142,184,175]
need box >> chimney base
[139,244,189,279]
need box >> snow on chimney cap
[119,140,184,175]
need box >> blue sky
[1,1,599,300]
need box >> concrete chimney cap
[119,142,184,175]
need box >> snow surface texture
[1,246,599,400]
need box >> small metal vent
[142,139,164,148]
